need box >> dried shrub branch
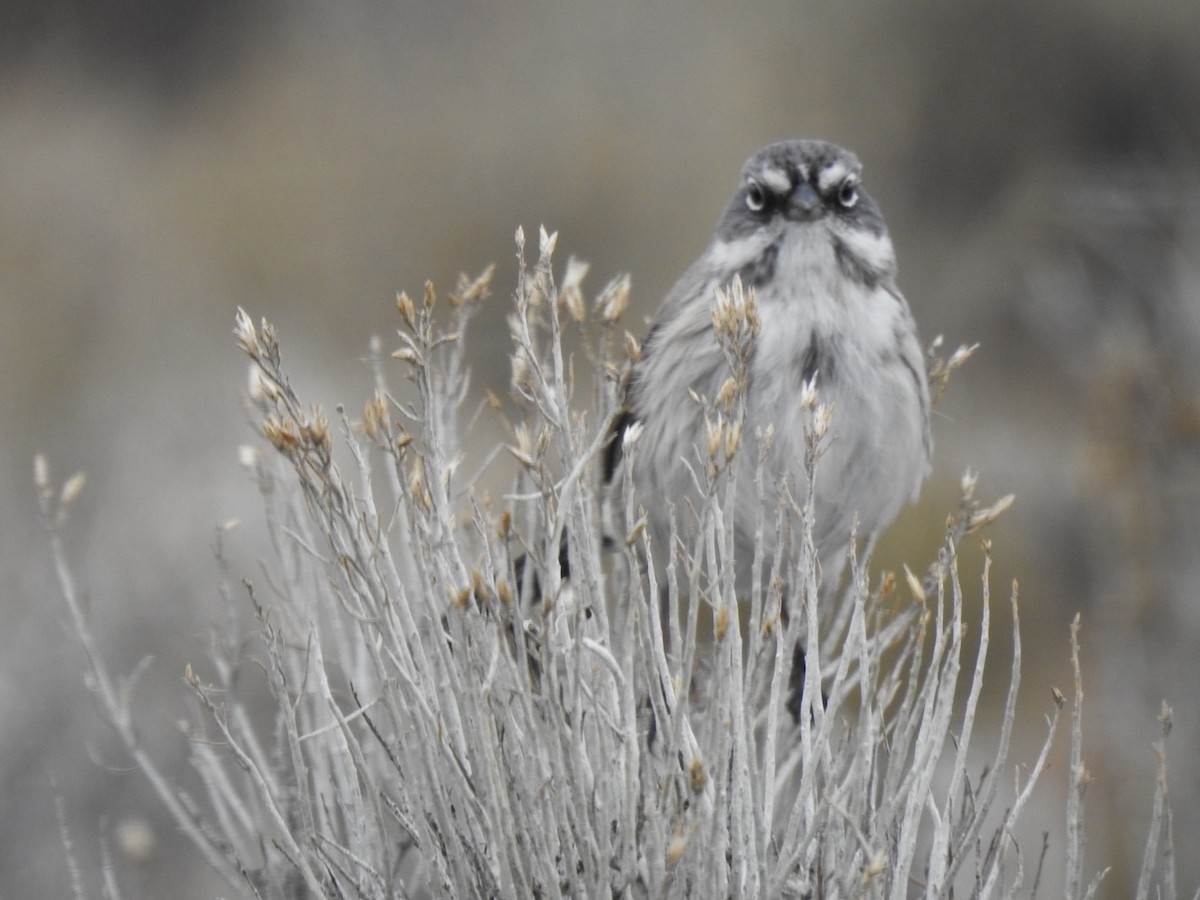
[41,231,1187,899]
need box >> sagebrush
[41,229,1183,899]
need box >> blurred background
[4,1,1200,895]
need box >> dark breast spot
[798,329,837,386]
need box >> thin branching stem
[41,241,1188,899]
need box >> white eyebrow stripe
[817,159,855,193]
[754,165,792,195]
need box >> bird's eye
[837,178,859,209]
[745,181,766,212]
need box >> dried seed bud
[60,472,87,507]
[688,758,707,793]
[948,342,978,369]
[879,570,897,599]
[622,420,644,449]
[450,264,495,307]
[409,456,426,498]
[705,414,724,460]
[861,855,887,885]
[625,516,647,547]
[966,494,1014,532]
[715,376,738,410]
[396,291,416,329]
[471,569,491,605]
[508,449,535,469]
[363,392,388,441]
[667,830,687,866]
[515,424,533,457]
[496,578,513,606]
[800,374,819,409]
[813,404,834,439]
[538,225,558,259]
[303,407,330,454]
[233,307,258,358]
[960,468,978,496]
[560,256,590,322]
[714,605,729,640]
[259,319,277,349]
[512,424,534,462]
[262,414,300,454]
[563,289,586,324]
[33,454,50,494]
[710,275,760,347]
[724,419,742,460]
[451,586,471,610]
[114,817,156,865]
[903,564,926,604]
[595,272,631,323]
[623,331,642,362]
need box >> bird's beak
[789,182,821,216]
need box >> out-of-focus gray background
[4,2,1200,896]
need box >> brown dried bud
[451,585,471,610]
[714,605,729,640]
[560,256,590,324]
[496,578,513,606]
[396,291,416,329]
[595,273,631,323]
[233,307,258,358]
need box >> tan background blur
[4,2,1200,896]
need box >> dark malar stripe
[831,234,883,290]
[735,238,780,288]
